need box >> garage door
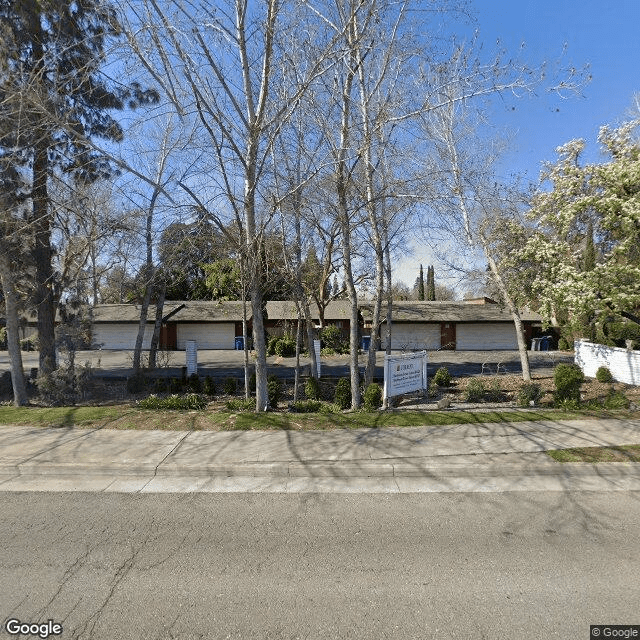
[93,324,154,350]
[177,323,235,349]
[456,323,517,350]
[380,323,440,350]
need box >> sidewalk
[1,417,639,493]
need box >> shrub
[37,363,92,406]
[223,377,237,395]
[334,377,352,409]
[266,336,279,356]
[433,367,452,387]
[169,377,182,394]
[464,378,485,403]
[485,379,504,403]
[153,377,167,393]
[126,372,147,394]
[0,327,6,350]
[187,373,202,393]
[274,336,296,357]
[203,376,216,396]
[137,393,208,410]
[226,398,254,411]
[248,371,256,392]
[517,383,543,407]
[554,363,584,405]
[595,366,614,383]
[603,389,630,410]
[0,371,12,395]
[320,325,348,354]
[267,375,282,408]
[20,336,37,351]
[428,380,439,398]
[305,376,321,400]
[363,383,383,411]
[291,400,324,413]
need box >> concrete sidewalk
[1,418,639,493]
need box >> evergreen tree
[417,264,425,300]
[426,265,436,300]
[0,1,158,374]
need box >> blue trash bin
[361,335,371,351]
[235,336,244,350]
[540,336,550,351]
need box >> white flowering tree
[522,120,640,343]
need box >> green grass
[0,405,128,428]
[546,444,640,463]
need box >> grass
[546,444,640,463]
[0,403,635,431]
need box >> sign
[313,339,321,377]
[383,351,427,400]
[186,340,197,376]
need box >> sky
[394,0,640,293]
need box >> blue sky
[395,0,640,292]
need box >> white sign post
[383,351,428,407]
[186,340,198,376]
[313,339,321,378]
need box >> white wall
[575,340,640,386]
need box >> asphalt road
[0,349,573,380]
[1,491,639,639]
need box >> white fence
[574,340,640,386]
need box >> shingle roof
[360,301,541,323]
[92,301,249,323]
[266,300,352,321]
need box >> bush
[226,398,254,411]
[20,336,37,351]
[274,336,296,357]
[603,389,629,410]
[557,336,570,351]
[363,383,383,411]
[554,363,584,405]
[305,376,321,400]
[320,324,348,354]
[0,371,12,395]
[291,400,324,413]
[203,375,216,396]
[595,366,614,383]
[127,372,147,394]
[187,373,202,393]
[433,367,452,387]
[248,371,256,393]
[37,363,92,406]
[137,393,208,410]
[223,377,237,395]
[334,377,352,409]
[169,377,182,394]
[153,377,167,393]
[266,335,279,356]
[0,327,6,350]
[517,383,543,407]
[267,375,282,408]
[485,378,504,403]
[464,378,485,403]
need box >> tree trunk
[383,229,393,355]
[148,284,165,370]
[485,252,531,381]
[0,257,28,406]
[133,276,152,372]
[242,298,250,400]
[293,312,302,402]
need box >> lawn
[546,444,640,463]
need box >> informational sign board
[313,340,321,377]
[186,340,198,376]
[383,351,427,400]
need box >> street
[1,491,639,639]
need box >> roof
[266,300,352,321]
[360,301,542,323]
[92,301,249,323]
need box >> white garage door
[93,324,154,350]
[380,323,440,350]
[456,323,517,350]
[177,323,235,349]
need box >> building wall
[456,323,518,350]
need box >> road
[1,491,639,639]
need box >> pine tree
[417,264,425,300]
[0,1,158,374]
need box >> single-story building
[264,300,353,345]
[360,300,542,351]
[91,301,249,350]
